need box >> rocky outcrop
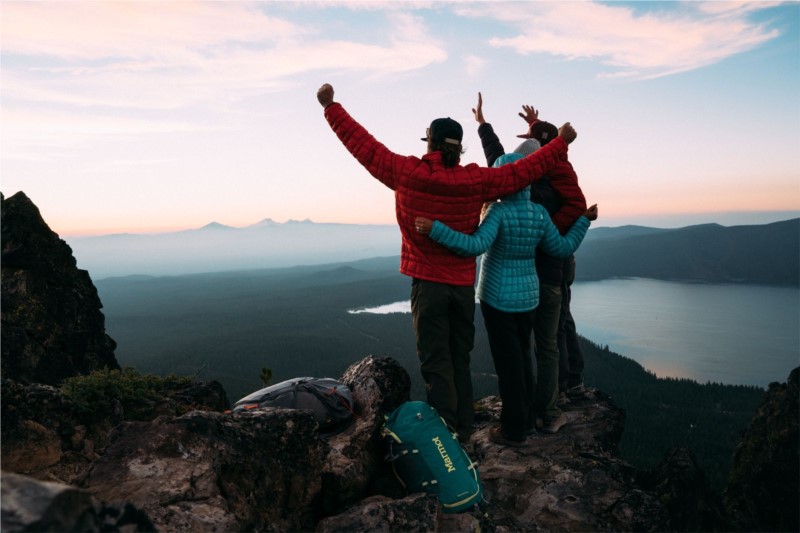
[5,361,799,532]
[1,191,118,385]
[1,377,230,483]
[724,367,799,532]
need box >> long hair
[433,141,465,168]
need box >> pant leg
[411,279,475,433]
[533,282,562,419]
[449,285,476,436]
[480,301,534,441]
[558,256,585,387]
[520,308,538,432]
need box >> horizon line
[58,211,800,239]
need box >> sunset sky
[2,1,798,236]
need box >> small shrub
[61,367,193,422]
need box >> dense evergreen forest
[577,338,765,491]
[97,258,769,492]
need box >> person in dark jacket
[415,152,597,446]
[316,83,579,441]
[472,93,588,433]
[518,108,591,398]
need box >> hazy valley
[70,218,800,284]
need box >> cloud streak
[455,1,783,80]
[1,2,446,111]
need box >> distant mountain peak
[248,218,279,228]
[200,222,234,231]
[286,219,314,224]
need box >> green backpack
[382,401,482,513]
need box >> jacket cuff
[430,221,445,241]
[323,102,342,119]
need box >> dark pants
[480,301,536,441]
[411,278,475,437]
[533,282,562,418]
[558,256,585,388]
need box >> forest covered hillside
[575,218,799,284]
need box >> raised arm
[478,122,506,168]
[474,92,506,167]
[416,206,503,257]
[318,83,405,191]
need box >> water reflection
[348,301,410,314]
[346,279,800,387]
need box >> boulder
[80,409,327,532]
[321,355,411,514]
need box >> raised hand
[519,105,539,125]
[472,92,485,124]
[558,122,577,144]
[584,204,598,221]
[317,83,334,107]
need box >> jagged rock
[339,355,411,414]
[316,493,440,532]
[79,409,328,532]
[317,492,480,533]
[1,191,119,385]
[1,471,155,532]
[321,355,411,514]
[469,390,670,532]
[724,366,799,532]
[639,447,728,531]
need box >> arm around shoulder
[429,208,503,257]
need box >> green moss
[61,367,192,422]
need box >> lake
[349,279,799,388]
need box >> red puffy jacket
[324,102,570,286]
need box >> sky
[2,0,799,236]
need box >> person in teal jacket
[415,152,598,446]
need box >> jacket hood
[504,186,531,203]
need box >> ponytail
[435,142,465,168]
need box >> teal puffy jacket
[429,185,590,312]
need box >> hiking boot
[540,413,567,434]
[489,426,526,447]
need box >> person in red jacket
[316,83,578,441]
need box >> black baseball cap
[517,120,558,146]
[421,117,463,145]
